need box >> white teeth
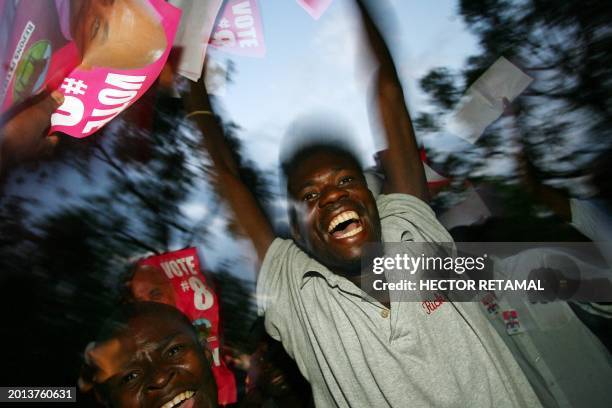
[327,210,360,232]
[336,225,363,239]
[161,390,194,408]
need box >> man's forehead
[289,152,362,190]
[110,327,188,363]
[90,330,180,383]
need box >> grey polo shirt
[257,194,540,408]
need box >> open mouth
[327,210,363,239]
[160,390,196,408]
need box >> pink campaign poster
[296,0,333,20]
[209,0,266,58]
[1,0,181,138]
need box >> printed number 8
[189,277,214,310]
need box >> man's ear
[78,342,112,407]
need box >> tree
[0,76,269,388]
[417,0,612,190]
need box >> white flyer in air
[446,57,533,144]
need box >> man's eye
[167,344,186,357]
[121,371,139,385]
[339,176,354,185]
[149,288,162,300]
[302,192,318,202]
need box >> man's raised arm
[356,0,429,201]
[183,74,274,263]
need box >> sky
[215,0,479,170]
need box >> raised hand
[0,90,64,174]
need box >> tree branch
[93,142,189,234]
[113,229,162,255]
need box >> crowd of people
[1,0,611,407]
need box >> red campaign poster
[296,0,333,20]
[138,248,237,405]
[209,0,266,57]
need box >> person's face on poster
[70,0,167,70]
[93,309,218,408]
[131,265,177,307]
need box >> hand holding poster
[209,0,266,57]
[136,248,237,405]
[1,0,180,139]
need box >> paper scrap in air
[446,57,533,144]
[438,186,491,229]
[170,0,224,81]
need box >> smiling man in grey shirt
[258,194,540,407]
[188,0,541,406]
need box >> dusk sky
[216,0,479,169]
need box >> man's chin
[322,247,368,272]
[330,238,372,263]
[310,229,378,275]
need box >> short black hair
[97,301,195,343]
[279,114,364,191]
[280,141,364,191]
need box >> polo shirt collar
[300,261,381,304]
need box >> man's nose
[319,185,348,207]
[146,365,175,391]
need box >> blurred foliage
[415,0,612,223]
[420,68,461,111]
[419,0,612,192]
[213,266,258,353]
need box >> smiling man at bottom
[79,302,217,408]
[186,0,542,406]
